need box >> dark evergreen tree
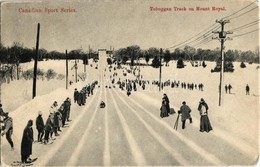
[177,57,185,68]
[164,49,171,66]
[151,56,160,68]
[107,58,112,65]
[240,61,246,68]
[202,61,207,68]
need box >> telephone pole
[32,23,40,99]
[84,53,86,73]
[66,50,68,89]
[159,48,162,91]
[75,58,78,83]
[212,19,232,106]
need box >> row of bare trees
[113,45,259,67]
[0,42,99,83]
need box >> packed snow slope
[1,59,259,166]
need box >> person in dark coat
[61,98,70,126]
[0,104,7,117]
[225,85,228,94]
[228,84,232,94]
[66,98,72,122]
[36,111,44,142]
[1,112,14,150]
[0,104,8,133]
[178,101,192,129]
[21,120,34,163]
[77,92,83,106]
[74,89,79,103]
[162,94,170,114]
[44,115,53,144]
[198,98,213,132]
[246,84,250,95]
[160,99,169,118]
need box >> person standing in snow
[225,85,228,94]
[198,98,213,132]
[0,104,7,117]
[74,88,79,103]
[0,104,8,133]
[66,98,72,122]
[178,101,192,129]
[160,98,169,118]
[1,112,14,150]
[49,101,59,137]
[44,115,53,144]
[21,120,34,163]
[246,84,250,95]
[36,111,44,142]
[56,110,62,132]
[228,84,232,94]
[162,94,170,114]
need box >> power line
[228,19,259,32]
[167,23,218,49]
[229,6,258,20]
[166,1,258,50]
[231,28,260,38]
[184,26,220,46]
[192,36,214,48]
[168,25,220,50]
[221,0,258,20]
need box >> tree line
[0,42,99,65]
[1,43,259,65]
[113,45,259,67]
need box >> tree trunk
[16,64,19,80]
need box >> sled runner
[11,158,38,166]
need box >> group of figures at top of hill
[160,94,212,132]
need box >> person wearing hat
[36,111,44,142]
[43,115,54,144]
[61,98,71,126]
[21,120,34,163]
[1,112,14,150]
[74,88,79,103]
[178,101,192,129]
[162,94,170,114]
[198,98,213,132]
[0,104,8,118]
[49,101,59,137]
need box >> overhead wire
[166,0,259,50]
[231,28,259,38]
[228,19,259,32]
[221,0,258,20]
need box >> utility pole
[88,45,90,62]
[32,23,40,99]
[213,19,232,106]
[84,53,86,73]
[159,48,162,91]
[75,58,78,83]
[66,50,68,89]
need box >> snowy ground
[1,59,259,166]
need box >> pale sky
[1,0,259,52]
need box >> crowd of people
[73,81,98,106]
[0,95,74,164]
